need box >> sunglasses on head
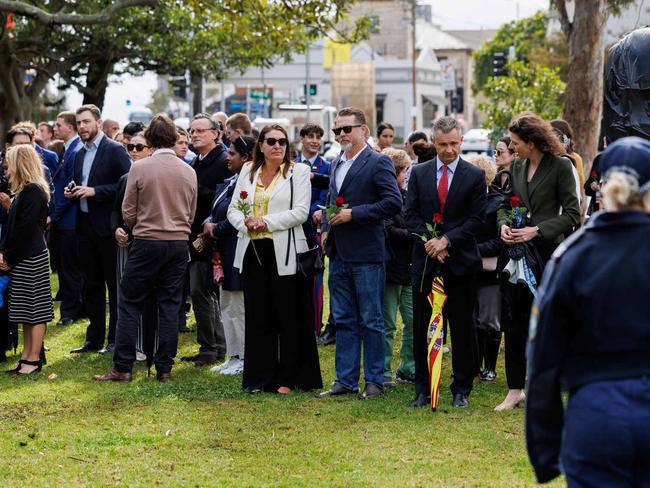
[127,143,148,152]
[264,137,288,147]
[332,124,362,136]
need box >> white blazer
[227,162,311,276]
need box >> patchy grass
[0,275,561,486]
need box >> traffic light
[303,84,317,96]
[492,52,507,77]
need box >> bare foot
[494,389,525,411]
[277,386,292,395]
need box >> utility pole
[306,45,311,123]
[411,0,417,131]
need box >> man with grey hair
[406,115,487,409]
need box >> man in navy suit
[406,116,487,409]
[67,105,131,353]
[318,107,402,400]
[51,111,84,326]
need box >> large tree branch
[553,0,573,36]
[0,0,159,26]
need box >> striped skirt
[8,249,54,325]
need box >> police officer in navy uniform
[526,137,650,486]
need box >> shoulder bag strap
[285,174,295,266]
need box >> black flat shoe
[70,342,100,353]
[452,393,469,408]
[409,393,431,408]
[317,383,356,398]
[17,359,42,375]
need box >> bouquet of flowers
[318,195,349,220]
[236,190,262,265]
[413,212,443,292]
[498,196,529,229]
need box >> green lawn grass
[0,273,562,486]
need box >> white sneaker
[221,358,244,375]
[136,351,146,361]
[210,358,233,373]
[442,346,450,354]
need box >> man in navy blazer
[406,116,487,409]
[67,105,131,354]
[51,111,84,325]
[318,107,402,400]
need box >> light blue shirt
[335,147,364,192]
[80,132,104,212]
[436,156,459,191]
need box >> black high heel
[6,359,25,374]
[17,359,42,375]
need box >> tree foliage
[478,60,566,142]
[472,11,549,95]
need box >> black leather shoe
[317,383,356,398]
[359,383,383,400]
[452,393,470,408]
[180,353,201,362]
[178,326,193,333]
[70,342,100,353]
[410,393,431,408]
[316,328,335,346]
[99,343,115,354]
[57,317,74,326]
[396,370,415,384]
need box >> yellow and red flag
[427,277,447,409]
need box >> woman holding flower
[495,112,580,411]
[227,125,322,394]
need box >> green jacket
[497,154,580,242]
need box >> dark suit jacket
[497,154,580,243]
[323,146,402,263]
[73,135,131,238]
[406,158,487,280]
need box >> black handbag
[285,175,323,278]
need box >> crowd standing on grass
[1,102,648,485]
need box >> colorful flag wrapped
[427,277,447,409]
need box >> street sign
[249,88,270,100]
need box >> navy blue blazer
[72,135,131,237]
[210,175,243,291]
[406,158,486,279]
[35,144,59,179]
[323,146,402,263]
[52,136,82,229]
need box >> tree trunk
[562,0,609,174]
[81,59,115,110]
[190,71,203,116]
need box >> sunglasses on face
[127,143,149,152]
[264,138,288,147]
[332,124,362,136]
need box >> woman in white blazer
[227,125,322,394]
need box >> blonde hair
[382,147,411,175]
[601,170,650,211]
[467,154,497,185]
[5,145,51,202]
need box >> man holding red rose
[317,107,402,400]
[406,116,487,409]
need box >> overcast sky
[65,0,551,124]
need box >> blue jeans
[329,256,386,389]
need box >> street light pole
[411,0,417,131]
[306,45,311,123]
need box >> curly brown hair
[508,112,565,156]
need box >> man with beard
[180,113,231,366]
[67,104,131,354]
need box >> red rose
[433,212,443,224]
[335,196,345,206]
[510,196,520,207]
[590,170,597,178]
[240,190,248,200]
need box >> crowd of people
[1,101,649,483]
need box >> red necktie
[438,164,448,212]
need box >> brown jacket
[123,149,197,240]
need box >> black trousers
[77,214,118,348]
[113,239,188,374]
[413,271,479,397]
[501,283,533,389]
[52,228,85,319]
[242,239,321,391]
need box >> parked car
[461,128,491,153]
